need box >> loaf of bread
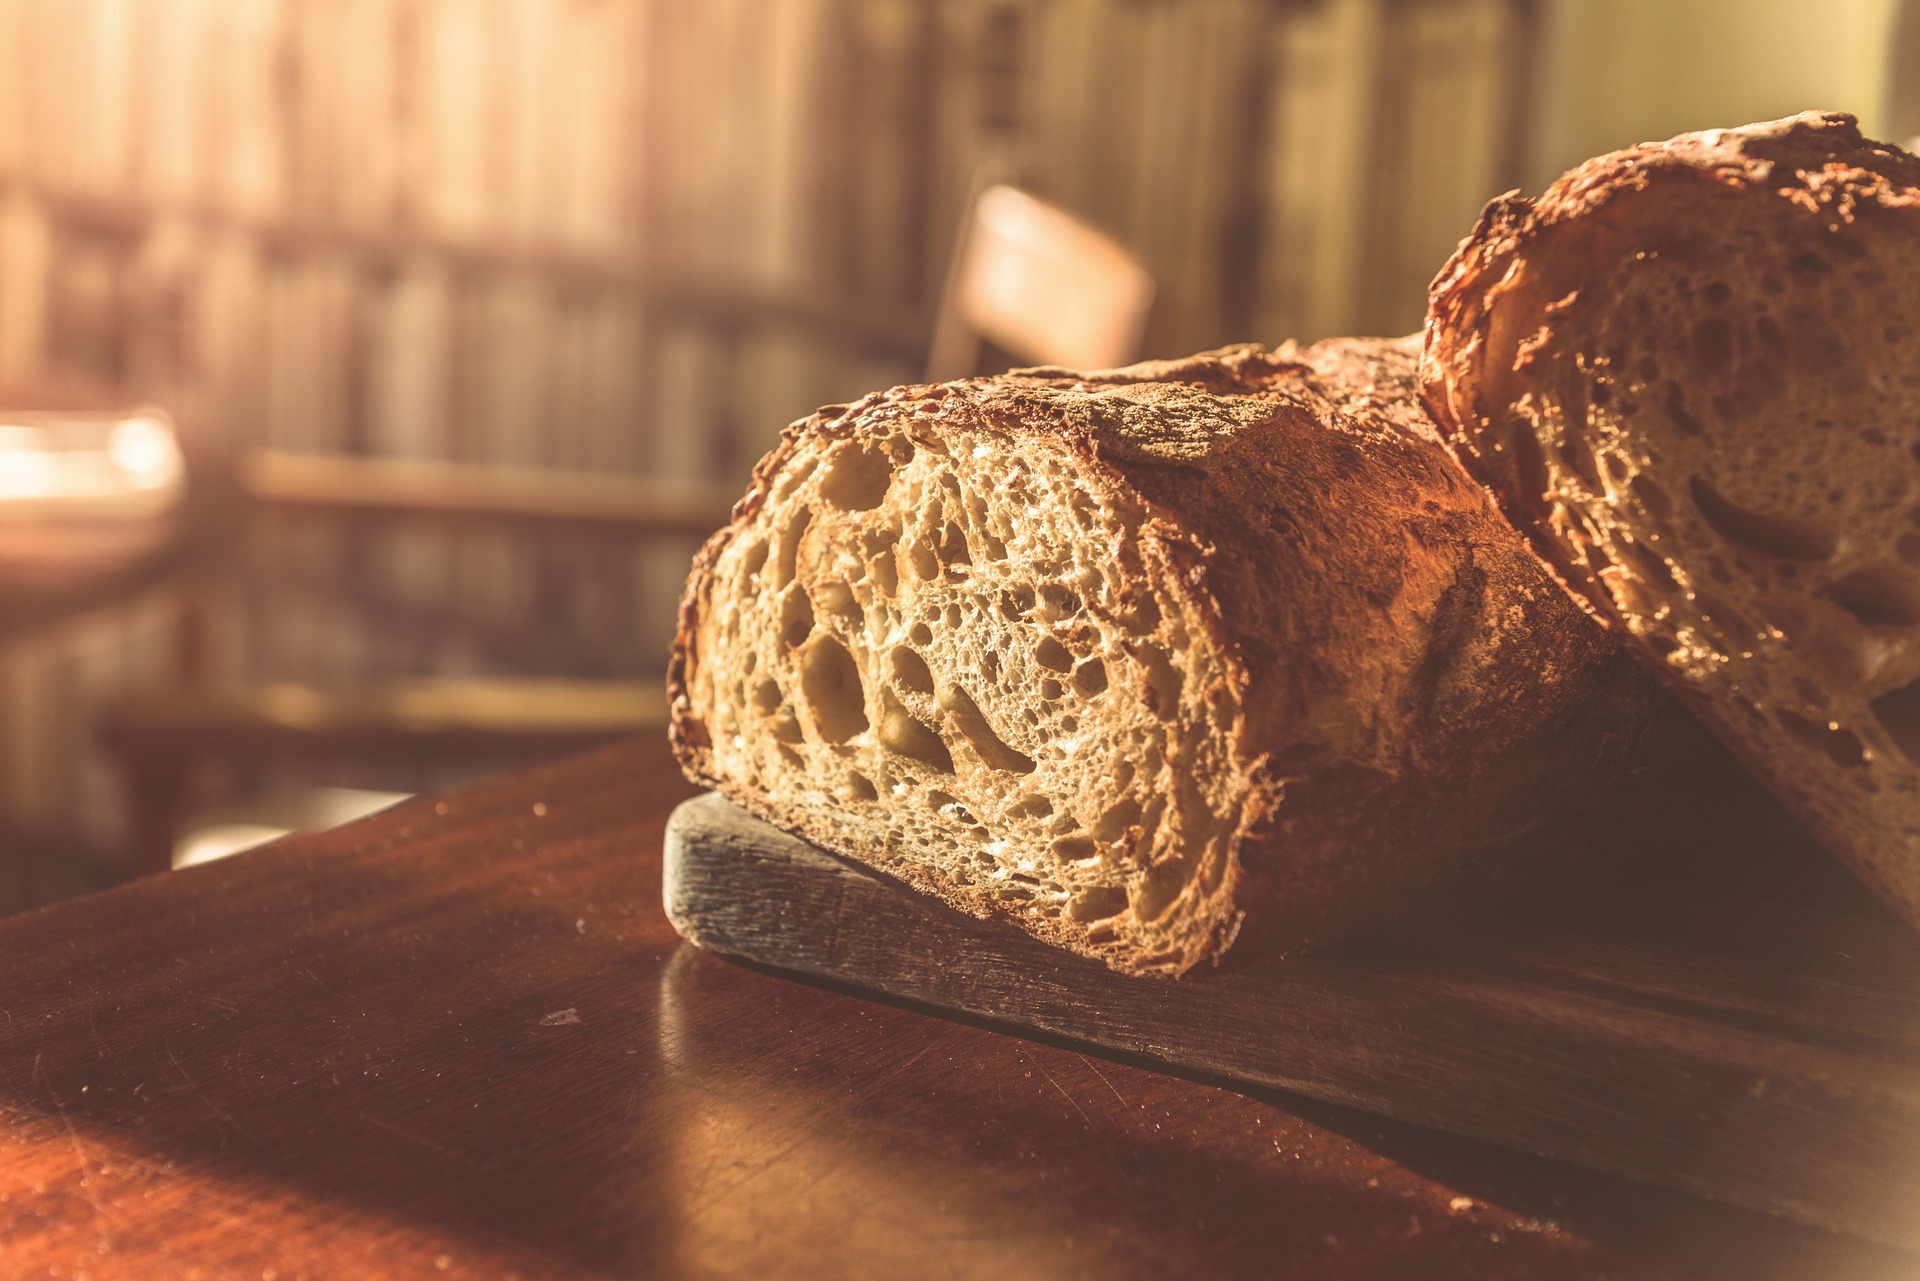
[1423,112,1920,928]
[669,338,1659,976]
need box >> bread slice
[669,339,1659,976]
[1422,112,1920,928]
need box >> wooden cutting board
[662,791,1920,1251]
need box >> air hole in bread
[1093,796,1142,842]
[779,586,815,647]
[817,439,895,511]
[1690,587,1759,642]
[876,687,953,774]
[815,580,862,630]
[1663,385,1705,436]
[770,706,803,744]
[937,522,971,567]
[1620,538,1679,591]
[1069,886,1129,922]
[1788,306,1848,367]
[1711,390,1759,422]
[1052,836,1098,863]
[926,790,976,823]
[1690,316,1733,373]
[1033,636,1073,673]
[775,507,812,588]
[890,646,934,696]
[1073,657,1109,696]
[1872,681,1920,764]
[801,635,867,744]
[1556,434,1601,490]
[1009,793,1052,819]
[1038,583,1084,621]
[940,684,1036,774]
[750,678,781,714]
[1508,416,1551,512]
[1136,644,1184,712]
[868,549,898,594]
[845,772,879,802]
[1777,709,1868,769]
[1630,474,1674,521]
[1689,476,1839,561]
[1822,565,1920,626]
[1131,860,1189,922]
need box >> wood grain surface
[0,736,1913,1279]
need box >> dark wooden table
[0,737,1912,1280]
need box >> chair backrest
[925,183,1155,383]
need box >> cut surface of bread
[1423,111,1920,927]
[671,339,1657,976]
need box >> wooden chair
[925,180,1156,381]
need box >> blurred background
[0,0,1905,908]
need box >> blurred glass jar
[0,408,186,588]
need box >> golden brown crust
[671,340,1659,974]
[1423,112,1920,614]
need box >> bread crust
[1425,111,1920,614]
[1421,112,1920,928]
[671,339,1658,975]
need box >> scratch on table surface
[1031,1055,1095,1131]
[166,1048,264,1148]
[170,1185,300,1255]
[892,1039,938,1075]
[359,1112,485,1167]
[680,1123,818,1211]
[34,1051,113,1221]
[356,1112,526,1191]
[86,988,117,1065]
[1074,1053,1132,1112]
[286,960,353,1004]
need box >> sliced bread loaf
[669,339,1660,976]
[1423,112,1920,926]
